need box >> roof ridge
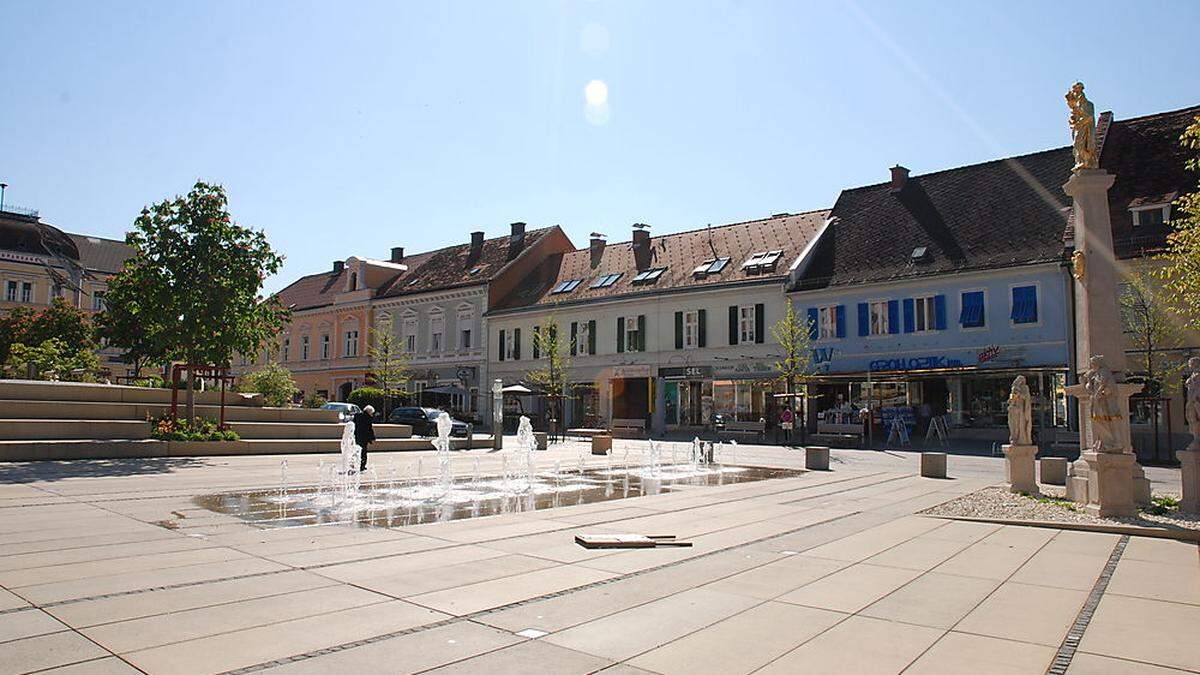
[1109,103,1200,126]
[578,208,829,249]
[838,145,1072,195]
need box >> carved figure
[1007,375,1033,446]
[1186,357,1200,450]
[1072,250,1086,282]
[1083,355,1122,452]
[1065,82,1098,172]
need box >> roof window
[741,250,782,274]
[692,257,730,277]
[631,267,666,285]
[550,279,583,294]
[589,272,622,289]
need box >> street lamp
[0,183,8,212]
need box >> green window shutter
[513,328,521,360]
[570,322,578,356]
[498,330,505,361]
[674,311,684,349]
[728,306,738,345]
[532,326,540,360]
[588,320,597,354]
[617,317,625,353]
[698,309,707,347]
[637,315,646,351]
[754,303,765,344]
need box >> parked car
[388,407,469,437]
[321,402,362,422]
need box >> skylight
[468,266,483,275]
[693,257,730,277]
[632,267,666,284]
[550,279,583,294]
[589,272,622,289]
[741,250,783,274]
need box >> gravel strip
[923,486,1200,532]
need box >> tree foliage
[1120,267,1188,396]
[0,297,97,365]
[526,316,571,431]
[237,362,300,407]
[3,338,100,381]
[771,300,816,394]
[1158,114,1200,331]
[367,326,410,417]
[102,181,288,416]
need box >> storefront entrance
[664,381,708,427]
[611,377,650,421]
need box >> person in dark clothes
[354,405,376,471]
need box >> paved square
[0,441,1195,674]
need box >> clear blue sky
[3,1,1198,293]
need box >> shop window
[1011,286,1038,324]
[960,291,986,328]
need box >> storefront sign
[659,365,713,380]
[812,347,837,365]
[714,361,774,378]
[611,365,652,379]
[977,345,1002,363]
[869,355,964,372]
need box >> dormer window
[1131,204,1170,227]
[741,250,782,274]
[349,272,358,290]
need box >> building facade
[487,213,828,435]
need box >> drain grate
[1047,534,1128,675]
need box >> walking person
[354,405,376,471]
[778,407,794,446]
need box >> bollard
[920,452,947,479]
[591,434,612,455]
[1039,457,1068,486]
[805,446,830,471]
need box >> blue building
[787,150,1076,446]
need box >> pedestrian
[354,405,376,471]
[779,407,794,446]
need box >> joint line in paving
[1046,534,1129,675]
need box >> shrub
[131,375,167,388]
[150,415,239,442]
[237,362,300,407]
[346,386,387,413]
[3,338,100,382]
[302,392,327,409]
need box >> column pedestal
[1003,444,1038,495]
[1082,451,1137,518]
[1178,449,1200,514]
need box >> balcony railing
[0,204,40,218]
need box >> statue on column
[1065,82,1098,173]
[1083,355,1123,452]
[1007,375,1033,446]
[1186,357,1200,450]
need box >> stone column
[1003,444,1038,495]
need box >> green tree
[1121,267,1190,457]
[772,300,816,441]
[525,317,572,435]
[107,181,288,417]
[97,261,169,378]
[368,326,410,417]
[1158,114,1200,330]
[0,297,97,365]
[237,362,300,407]
[3,338,100,381]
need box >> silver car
[321,402,362,422]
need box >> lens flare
[584,80,608,106]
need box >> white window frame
[738,305,756,344]
[21,282,33,304]
[576,320,592,356]
[4,281,16,302]
[429,309,445,353]
[91,290,105,311]
[913,295,937,333]
[457,305,474,350]
[320,334,331,359]
[503,329,516,361]
[301,335,310,360]
[816,305,838,340]
[402,314,418,353]
[343,328,359,357]
[683,310,699,349]
[1130,203,1170,227]
[869,300,889,336]
[625,315,640,352]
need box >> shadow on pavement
[0,456,213,483]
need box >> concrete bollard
[920,452,947,479]
[805,446,830,471]
[1040,457,1068,486]
[591,434,612,455]
[534,432,548,450]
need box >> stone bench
[920,452,947,479]
[805,446,830,471]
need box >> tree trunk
[185,355,196,420]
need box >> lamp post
[0,183,8,212]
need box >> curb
[920,513,1200,543]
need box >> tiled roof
[1100,104,1200,259]
[67,233,133,274]
[273,270,349,311]
[792,147,1074,290]
[377,227,553,297]
[492,211,829,312]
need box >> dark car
[388,407,469,437]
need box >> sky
[2,0,1198,294]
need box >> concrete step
[0,436,491,461]
[0,399,340,423]
[0,379,264,407]
[0,419,411,441]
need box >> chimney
[508,222,526,259]
[390,247,404,263]
[632,223,650,250]
[589,232,606,256]
[890,165,910,192]
[332,260,345,274]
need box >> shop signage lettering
[869,355,964,372]
[812,347,837,365]
[978,345,1002,363]
[659,365,713,380]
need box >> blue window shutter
[835,305,846,338]
[902,298,915,333]
[807,308,819,341]
[1011,286,1038,324]
[857,303,869,337]
[959,291,985,327]
[934,295,947,330]
[887,300,900,334]
[1027,288,1038,323]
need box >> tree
[1121,267,1190,458]
[237,362,300,407]
[367,326,410,418]
[106,181,288,418]
[0,297,99,375]
[771,300,816,443]
[3,338,100,382]
[1159,114,1200,330]
[97,261,169,378]
[525,316,571,436]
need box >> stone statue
[1186,357,1200,450]
[1066,82,1098,173]
[1083,355,1122,452]
[1007,375,1033,446]
[1071,250,1086,283]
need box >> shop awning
[501,384,536,394]
[423,385,470,396]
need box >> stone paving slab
[755,614,942,674]
[0,607,69,643]
[0,631,111,674]
[1077,593,1200,672]
[421,638,615,675]
[1066,652,1192,674]
[904,631,1056,674]
[955,581,1088,647]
